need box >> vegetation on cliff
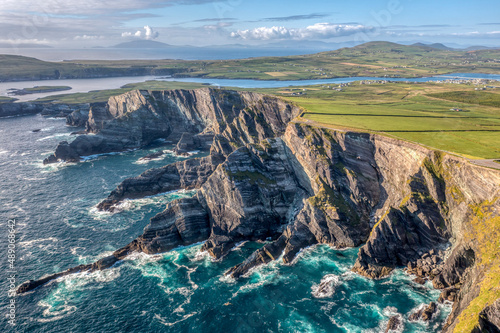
[454,199,500,332]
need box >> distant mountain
[112,40,172,49]
[262,40,359,50]
[464,45,499,51]
[400,41,499,51]
[412,42,454,51]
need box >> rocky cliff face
[0,101,89,119]
[0,102,43,118]
[21,88,500,332]
[43,88,299,164]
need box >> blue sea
[0,113,453,332]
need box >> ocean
[0,114,452,332]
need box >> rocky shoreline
[0,100,90,119]
[17,88,500,332]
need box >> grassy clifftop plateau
[273,81,500,160]
[30,78,500,160]
[1,41,500,82]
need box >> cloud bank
[230,23,373,40]
[122,26,159,40]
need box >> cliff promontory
[23,88,500,332]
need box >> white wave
[80,149,138,162]
[37,267,121,322]
[105,189,197,214]
[88,206,112,219]
[70,246,86,256]
[230,241,248,252]
[22,176,47,181]
[126,249,201,316]
[218,273,236,284]
[0,150,8,155]
[154,312,197,327]
[124,251,164,265]
[191,250,210,262]
[19,237,59,248]
[36,133,73,142]
[231,260,283,296]
[286,244,317,266]
[311,274,341,298]
[37,160,76,173]
[133,149,173,164]
[37,301,77,323]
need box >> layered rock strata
[20,88,500,332]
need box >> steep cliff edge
[43,88,299,164]
[21,88,500,332]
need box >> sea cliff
[20,88,500,332]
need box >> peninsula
[18,87,500,332]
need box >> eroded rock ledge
[23,88,500,332]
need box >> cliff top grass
[453,199,500,332]
[263,81,500,159]
[0,96,17,103]
[22,86,71,92]
[32,79,500,159]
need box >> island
[7,85,71,95]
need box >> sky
[0,0,499,48]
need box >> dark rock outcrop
[0,102,43,118]
[45,88,300,164]
[476,299,500,333]
[385,315,402,332]
[409,302,437,321]
[138,150,165,161]
[0,101,90,121]
[439,287,459,303]
[135,197,211,254]
[66,107,91,127]
[41,103,90,118]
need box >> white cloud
[230,23,373,40]
[203,22,233,31]
[451,31,500,37]
[0,38,50,45]
[74,35,105,40]
[122,26,159,40]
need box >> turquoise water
[0,115,451,332]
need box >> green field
[3,40,499,159]
[273,82,500,159]
[0,96,17,103]
[2,41,500,82]
[23,85,71,92]
[35,81,209,103]
[427,90,500,108]
[31,79,500,159]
